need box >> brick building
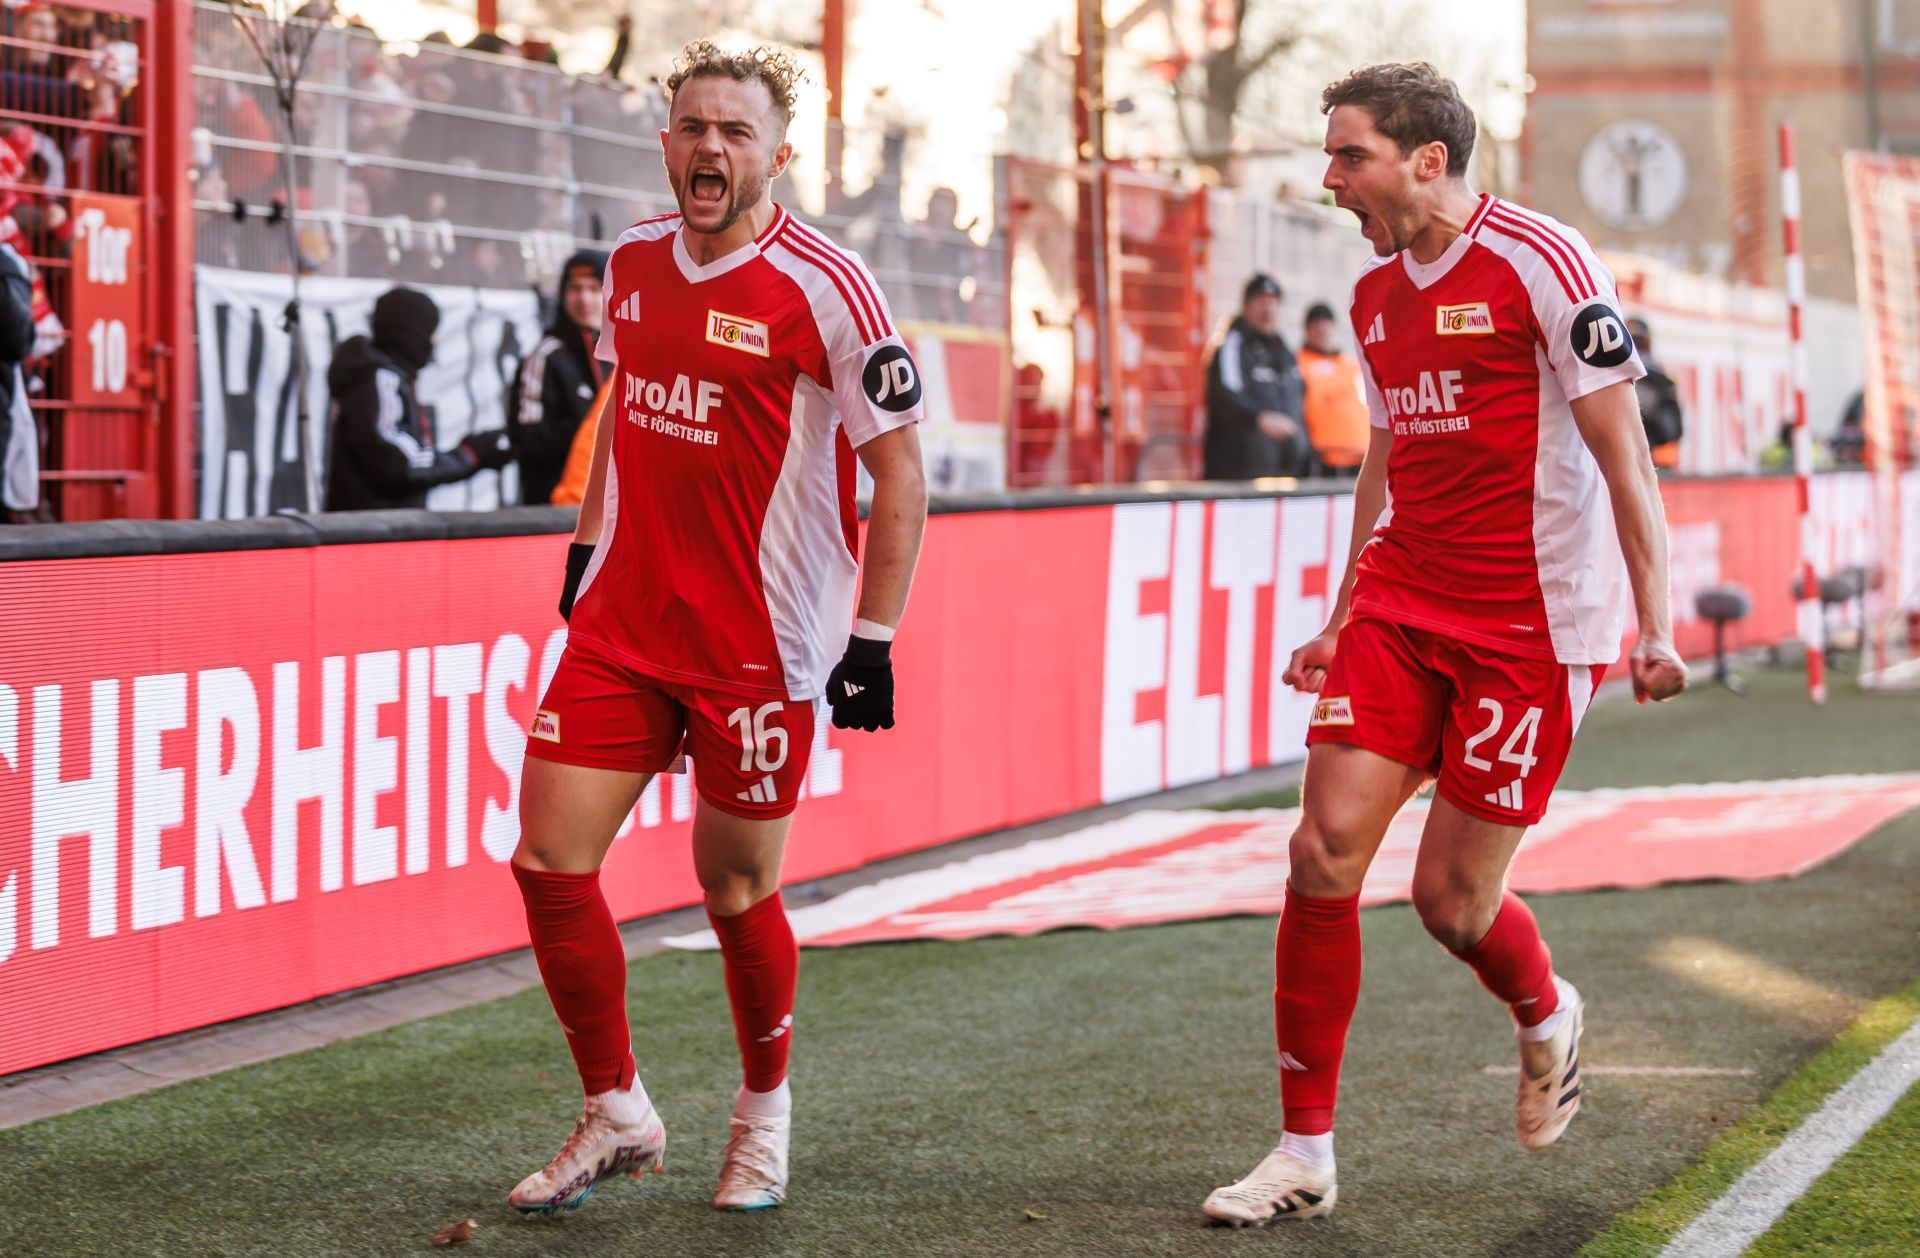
[1525,0,1920,300]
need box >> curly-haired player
[505,41,928,1216]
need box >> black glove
[460,429,514,471]
[559,542,594,621]
[825,633,894,731]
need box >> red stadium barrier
[0,477,1835,1074]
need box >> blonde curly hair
[665,40,807,136]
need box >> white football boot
[509,1088,667,1215]
[713,1110,790,1211]
[1202,1146,1338,1227]
[1515,978,1585,1151]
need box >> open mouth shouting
[1339,199,1379,247]
[688,164,730,212]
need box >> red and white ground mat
[666,774,1920,949]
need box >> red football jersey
[568,205,923,700]
[1347,194,1646,665]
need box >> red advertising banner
[67,193,144,408]
[0,478,1831,1075]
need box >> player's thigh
[691,802,796,913]
[1409,795,1528,946]
[678,688,817,821]
[1291,742,1432,895]
[1292,615,1447,893]
[1433,643,1607,830]
[517,642,689,870]
[516,757,651,873]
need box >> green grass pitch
[1,666,1915,1256]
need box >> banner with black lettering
[193,267,541,519]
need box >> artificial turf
[0,665,1914,1257]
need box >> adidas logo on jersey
[613,292,641,322]
[1362,313,1385,345]
[736,774,779,806]
[1484,780,1525,812]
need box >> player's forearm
[1607,458,1675,645]
[855,462,927,629]
[1573,383,1675,645]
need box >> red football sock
[1274,886,1363,1136]
[1452,891,1559,1028]
[512,863,636,1095]
[707,891,799,1093]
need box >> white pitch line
[1480,1065,1756,1077]
[1659,1017,1920,1258]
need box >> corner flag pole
[1779,122,1826,703]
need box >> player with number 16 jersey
[504,42,929,1223]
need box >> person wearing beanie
[324,286,513,511]
[509,250,610,504]
[1205,272,1309,479]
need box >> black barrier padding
[0,477,1777,561]
[0,516,315,561]
[295,511,455,546]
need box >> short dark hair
[1321,62,1477,178]
[666,40,806,135]
[1305,303,1336,324]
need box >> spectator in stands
[509,249,609,504]
[324,287,513,511]
[1628,316,1683,469]
[1204,273,1306,479]
[1298,302,1368,476]
[911,186,982,326]
[0,235,38,516]
[603,15,633,85]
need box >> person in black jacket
[1205,273,1308,479]
[0,240,39,515]
[1627,316,1683,465]
[324,286,512,512]
[509,249,609,505]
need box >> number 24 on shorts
[1461,699,1543,776]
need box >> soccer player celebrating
[506,43,927,1215]
[1202,62,1688,1226]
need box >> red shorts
[1304,615,1607,826]
[525,636,816,820]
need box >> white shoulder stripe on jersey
[777,223,886,342]
[777,220,888,342]
[1487,204,1596,300]
[1482,212,1588,304]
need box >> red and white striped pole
[1779,122,1827,703]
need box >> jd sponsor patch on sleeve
[1569,303,1634,368]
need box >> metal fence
[0,0,159,522]
[188,3,1004,330]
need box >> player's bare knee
[700,868,780,917]
[1412,887,1488,953]
[1287,822,1366,897]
